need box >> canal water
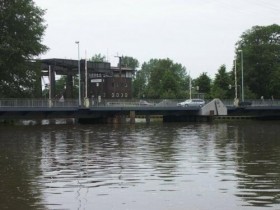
[0,121,280,210]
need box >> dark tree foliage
[120,56,139,70]
[235,24,280,98]
[132,70,146,98]
[0,0,47,98]
[193,72,211,98]
[89,53,106,62]
[133,58,187,99]
[211,65,232,99]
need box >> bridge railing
[0,99,79,108]
[0,98,185,108]
[1,98,280,108]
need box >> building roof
[38,58,135,76]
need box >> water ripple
[1,122,280,209]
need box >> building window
[126,72,132,78]
[89,73,102,78]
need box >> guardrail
[0,99,78,108]
[0,99,181,108]
[0,98,280,108]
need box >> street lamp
[189,70,192,99]
[234,59,237,100]
[75,41,81,107]
[238,49,244,102]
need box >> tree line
[100,23,280,100]
[1,0,279,100]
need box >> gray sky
[34,0,280,78]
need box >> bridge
[1,99,280,123]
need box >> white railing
[0,99,78,108]
[0,98,280,108]
[0,98,182,108]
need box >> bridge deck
[1,99,280,120]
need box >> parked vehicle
[156,99,176,107]
[139,100,154,106]
[177,99,205,107]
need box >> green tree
[133,70,146,98]
[90,53,106,62]
[42,76,79,99]
[211,65,232,99]
[235,24,280,98]
[0,0,47,98]
[133,58,187,99]
[132,59,155,98]
[193,72,211,99]
[120,56,139,69]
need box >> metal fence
[0,98,280,108]
[0,99,78,108]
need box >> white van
[177,99,205,107]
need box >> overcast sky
[34,0,279,78]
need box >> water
[0,121,280,210]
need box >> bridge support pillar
[112,115,126,124]
[84,98,90,108]
[48,99,53,107]
[145,115,150,124]
[130,111,135,124]
[50,68,56,98]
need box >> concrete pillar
[130,111,135,124]
[48,99,53,107]
[112,115,127,124]
[145,115,150,124]
[50,69,56,98]
[84,98,90,108]
[113,115,119,124]
[121,115,126,124]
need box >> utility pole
[75,41,81,107]
[189,70,192,99]
[238,49,244,102]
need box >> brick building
[40,59,135,100]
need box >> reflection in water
[0,122,280,209]
[0,127,44,210]
[234,123,280,207]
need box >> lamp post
[189,70,192,99]
[234,59,237,100]
[238,49,244,102]
[75,41,81,107]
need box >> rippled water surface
[1,121,280,210]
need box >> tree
[89,53,106,62]
[42,76,79,99]
[120,56,139,70]
[211,65,232,99]
[235,24,280,98]
[133,58,187,99]
[0,0,48,98]
[132,59,154,98]
[132,70,146,98]
[193,72,211,99]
